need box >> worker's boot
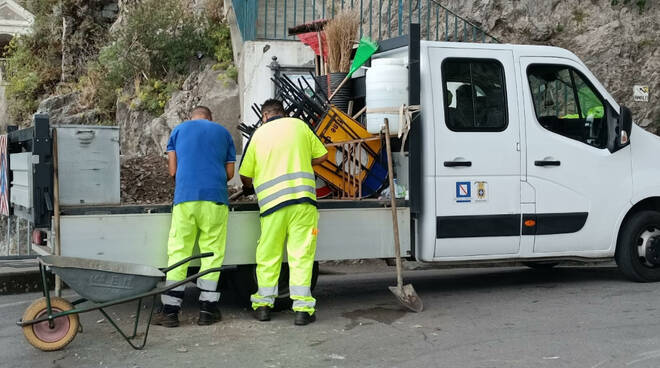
[253,306,271,321]
[198,301,222,326]
[294,311,316,326]
[152,305,180,328]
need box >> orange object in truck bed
[314,106,383,198]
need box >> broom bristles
[325,10,359,74]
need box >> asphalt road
[1,264,659,368]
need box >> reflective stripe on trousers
[161,280,185,307]
[250,285,278,308]
[198,278,220,303]
[290,285,316,314]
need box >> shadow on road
[313,265,627,301]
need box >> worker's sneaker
[294,311,316,326]
[151,306,179,328]
[253,306,271,321]
[198,301,222,326]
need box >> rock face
[117,60,242,157]
[36,93,103,126]
[439,0,660,131]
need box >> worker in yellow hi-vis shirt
[239,99,328,326]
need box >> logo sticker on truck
[456,182,471,202]
[474,181,488,201]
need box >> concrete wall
[239,40,315,141]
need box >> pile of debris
[120,155,174,204]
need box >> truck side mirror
[606,104,632,153]
[619,105,633,143]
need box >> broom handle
[316,31,324,75]
[328,75,350,101]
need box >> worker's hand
[242,185,255,195]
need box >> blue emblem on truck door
[456,181,471,202]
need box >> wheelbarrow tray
[39,256,165,303]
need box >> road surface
[1,264,659,368]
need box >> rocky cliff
[116,60,241,157]
[442,0,659,131]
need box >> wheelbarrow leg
[131,298,143,339]
[98,295,157,350]
[39,263,57,329]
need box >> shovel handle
[383,119,404,289]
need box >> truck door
[520,57,632,253]
[430,47,521,258]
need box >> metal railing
[232,0,498,43]
[233,0,259,42]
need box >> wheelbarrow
[17,252,221,351]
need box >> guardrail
[232,0,498,43]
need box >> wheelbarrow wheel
[22,297,79,351]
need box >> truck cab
[406,40,660,281]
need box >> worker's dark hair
[261,99,285,116]
[191,106,212,120]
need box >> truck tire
[230,262,320,311]
[615,210,660,282]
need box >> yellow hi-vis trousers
[162,201,228,307]
[251,203,319,315]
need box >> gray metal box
[56,125,120,206]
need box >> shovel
[383,118,423,313]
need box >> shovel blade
[389,284,423,313]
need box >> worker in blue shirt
[152,106,236,327]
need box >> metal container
[55,125,120,206]
[40,255,164,303]
[9,152,33,211]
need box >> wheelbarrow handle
[161,252,214,274]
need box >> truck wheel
[615,210,660,282]
[231,262,319,311]
[22,297,79,351]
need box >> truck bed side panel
[60,208,411,268]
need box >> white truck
[15,26,660,304]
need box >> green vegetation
[636,0,647,13]
[206,22,234,70]
[3,0,70,122]
[136,79,182,115]
[4,0,235,122]
[611,0,647,13]
[572,8,587,25]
